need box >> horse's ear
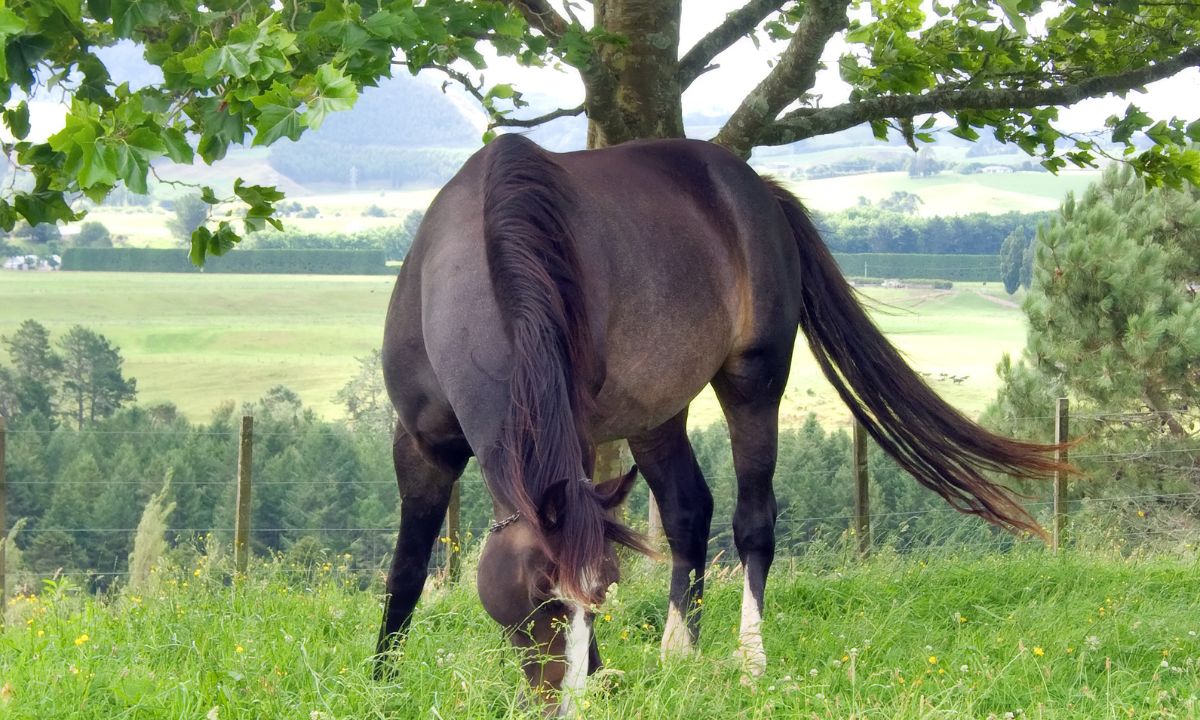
[595,465,639,510]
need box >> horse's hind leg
[627,409,714,659]
[374,426,467,676]
[712,347,790,677]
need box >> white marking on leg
[660,600,694,659]
[559,604,590,716]
[737,569,767,677]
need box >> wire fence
[1,400,1199,591]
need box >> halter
[487,477,593,535]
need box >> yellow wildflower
[928,655,938,665]
[1033,647,1045,657]
[74,634,89,646]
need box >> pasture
[0,273,1025,427]
[2,547,1196,719]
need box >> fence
[0,400,1197,601]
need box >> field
[0,273,1026,428]
[788,170,1100,215]
[2,548,1197,718]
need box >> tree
[908,147,943,178]
[57,326,137,429]
[1011,164,1200,437]
[74,221,113,248]
[1,319,61,420]
[999,227,1029,295]
[336,349,398,435]
[3,1,1200,263]
[165,195,212,247]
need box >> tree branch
[712,0,850,156]
[494,103,587,127]
[756,45,1200,147]
[506,0,570,41]
[677,0,790,90]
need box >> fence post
[1,416,7,614]
[445,482,461,582]
[1052,398,1069,554]
[234,415,253,576]
[852,417,870,557]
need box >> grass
[0,274,1026,427]
[0,273,397,420]
[2,547,1197,718]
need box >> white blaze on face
[660,600,694,658]
[559,603,590,716]
[737,569,767,677]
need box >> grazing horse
[376,134,1062,712]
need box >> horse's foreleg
[374,429,465,678]
[714,354,787,679]
[628,410,713,659]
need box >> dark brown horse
[376,134,1062,712]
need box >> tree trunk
[587,0,685,148]
[585,1,684,535]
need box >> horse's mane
[481,134,619,604]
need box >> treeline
[62,248,393,275]
[2,397,1007,588]
[814,201,1050,255]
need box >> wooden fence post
[1,416,7,614]
[852,418,870,557]
[234,415,253,576]
[445,482,461,581]
[1052,398,1070,554]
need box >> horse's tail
[766,179,1067,538]
[482,134,644,604]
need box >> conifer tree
[1004,164,1200,437]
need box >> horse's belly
[590,343,727,441]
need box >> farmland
[0,272,1025,427]
[1,547,1196,719]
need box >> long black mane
[481,134,626,603]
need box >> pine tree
[1010,164,1200,437]
[57,327,138,429]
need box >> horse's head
[476,465,647,713]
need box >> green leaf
[189,226,211,266]
[161,127,194,163]
[252,102,304,145]
[14,190,79,226]
[204,45,252,80]
[996,0,1027,36]
[0,7,27,36]
[4,101,30,140]
[0,199,17,232]
[200,186,220,205]
[307,64,358,130]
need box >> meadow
[1,546,1197,719]
[0,272,1026,428]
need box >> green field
[0,274,1027,427]
[789,170,1100,215]
[2,547,1196,718]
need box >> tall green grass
[2,546,1196,718]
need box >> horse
[375,133,1063,713]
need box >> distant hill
[266,74,483,189]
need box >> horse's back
[385,136,804,448]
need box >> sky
[479,1,1200,134]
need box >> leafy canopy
[3,0,1200,263]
